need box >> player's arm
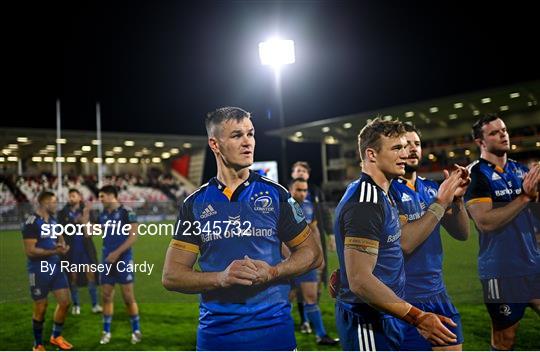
[400,169,463,254]
[466,164,539,233]
[105,223,138,263]
[440,196,469,241]
[344,202,458,346]
[23,239,68,258]
[162,245,259,293]
[309,220,325,268]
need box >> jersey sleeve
[341,201,384,243]
[465,167,492,206]
[278,193,310,247]
[21,217,39,240]
[170,198,201,254]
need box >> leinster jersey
[98,205,138,256]
[465,158,540,279]
[171,171,309,349]
[390,177,446,299]
[22,213,60,266]
[334,173,405,315]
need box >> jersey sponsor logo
[491,173,502,181]
[426,187,438,198]
[387,230,401,243]
[200,204,218,219]
[400,193,412,202]
[494,188,513,197]
[251,192,274,213]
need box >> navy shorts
[28,262,69,300]
[293,268,318,285]
[335,302,407,351]
[401,291,464,350]
[100,255,135,285]
[481,273,540,329]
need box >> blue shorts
[28,262,69,301]
[481,273,540,329]
[196,309,296,350]
[401,291,464,350]
[100,254,135,286]
[335,302,406,351]
[294,268,318,285]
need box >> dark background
[6,0,540,184]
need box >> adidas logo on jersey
[491,173,501,181]
[401,193,412,202]
[200,204,217,219]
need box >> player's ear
[474,137,484,149]
[365,147,377,163]
[208,137,220,154]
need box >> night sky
[7,1,540,183]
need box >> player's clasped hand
[55,243,70,256]
[522,163,540,199]
[415,312,458,346]
[437,169,464,207]
[217,258,259,288]
[244,255,278,285]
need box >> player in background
[97,185,141,345]
[290,161,335,333]
[57,188,101,315]
[22,191,73,351]
[162,107,322,350]
[390,123,470,350]
[334,118,463,350]
[465,114,540,350]
[288,177,339,345]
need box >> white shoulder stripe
[184,182,209,202]
[261,176,288,193]
[358,181,378,204]
[467,159,480,172]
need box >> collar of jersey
[209,170,258,201]
[479,157,506,174]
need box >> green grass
[1,224,539,350]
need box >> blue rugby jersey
[98,205,137,256]
[21,213,60,267]
[301,197,315,224]
[170,171,309,343]
[58,204,86,253]
[390,177,446,299]
[334,173,405,315]
[465,158,540,279]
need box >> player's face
[212,118,255,170]
[99,192,116,209]
[68,191,81,206]
[42,196,57,216]
[291,166,310,181]
[480,118,510,155]
[290,181,308,203]
[404,132,422,173]
[375,135,408,178]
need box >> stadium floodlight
[7,156,18,162]
[170,148,179,154]
[56,138,67,144]
[66,157,76,163]
[32,156,42,162]
[124,140,135,146]
[154,141,164,148]
[113,146,123,153]
[183,143,192,148]
[258,38,295,68]
[17,137,29,143]
[343,123,352,129]
[81,145,91,152]
[80,157,88,162]
[321,127,330,133]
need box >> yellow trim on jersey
[405,181,416,192]
[286,225,311,248]
[169,239,199,254]
[494,166,504,173]
[344,237,379,249]
[222,187,233,200]
[466,197,493,207]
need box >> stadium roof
[0,128,207,164]
[266,80,540,145]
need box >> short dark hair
[37,191,55,204]
[288,177,308,189]
[98,185,118,198]
[403,122,422,138]
[205,107,251,136]
[472,113,501,140]
[68,188,81,195]
[291,161,311,174]
[358,118,406,160]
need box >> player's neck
[362,164,392,193]
[36,208,50,222]
[216,166,250,192]
[402,172,416,184]
[481,151,507,169]
[105,201,120,213]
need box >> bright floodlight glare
[259,39,295,67]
